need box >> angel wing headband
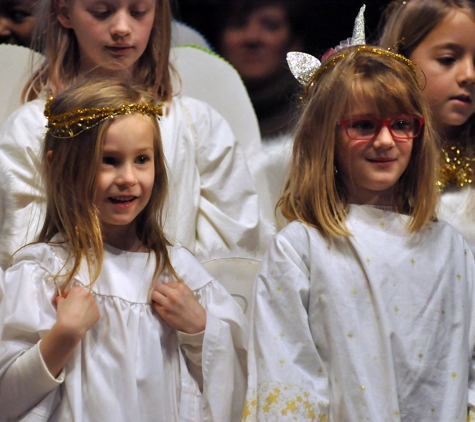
[286,5,422,89]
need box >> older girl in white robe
[244,44,475,421]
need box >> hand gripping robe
[244,205,475,421]
[0,242,248,421]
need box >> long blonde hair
[379,0,475,149]
[23,0,173,102]
[280,47,439,237]
[40,78,175,289]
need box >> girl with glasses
[243,45,475,421]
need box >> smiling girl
[243,45,475,421]
[0,79,247,421]
[380,0,475,253]
[0,0,264,269]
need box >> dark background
[171,0,392,57]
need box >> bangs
[346,68,421,119]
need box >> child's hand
[40,286,100,378]
[54,286,100,343]
[151,282,207,334]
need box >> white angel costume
[439,186,475,255]
[244,205,475,421]
[0,95,263,268]
[0,241,248,421]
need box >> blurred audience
[215,0,306,139]
[0,0,37,47]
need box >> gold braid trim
[44,97,163,139]
[439,143,475,189]
[305,45,425,94]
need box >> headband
[287,4,424,90]
[44,98,163,139]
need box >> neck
[101,222,145,252]
[441,124,464,143]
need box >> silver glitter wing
[287,52,321,85]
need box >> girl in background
[0,0,266,269]
[0,79,247,421]
[379,0,475,253]
[244,45,475,421]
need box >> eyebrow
[432,42,465,52]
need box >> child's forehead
[344,84,412,118]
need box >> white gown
[439,186,475,255]
[0,95,265,268]
[0,242,248,421]
[244,205,475,421]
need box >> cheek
[267,29,291,52]
[144,169,155,196]
[221,30,243,52]
[93,173,109,202]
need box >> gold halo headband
[44,98,164,139]
[306,45,426,92]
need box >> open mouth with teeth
[109,196,137,204]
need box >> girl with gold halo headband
[0,0,265,271]
[244,6,475,422]
[0,78,248,421]
[380,0,475,261]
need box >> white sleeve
[0,100,47,269]
[0,244,62,419]
[181,97,265,253]
[198,280,249,422]
[171,246,249,422]
[243,230,329,421]
[466,244,475,414]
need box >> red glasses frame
[338,115,425,141]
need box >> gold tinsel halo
[44,98,163,139]
[439,143,475,189]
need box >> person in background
[215,0,305,140]
[0,0,37,47]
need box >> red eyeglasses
[338,116,425,141]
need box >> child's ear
[55,0,73,29]
[46,150,53,165]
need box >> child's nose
[116,164,137,186]
[459,58,475,86]
[373,125,395,149]
[110,11,131,37]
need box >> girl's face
[57,0,155,75]
[409,9,475,138]
[94,114,155,245]
[335,98,414,206]
[220,5,296,83]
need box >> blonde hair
[379,0,475,148]
[23,0,172,102]
[280,46,439,237]
[39,78,175,289]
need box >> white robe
[439,186,475,255]
[0,95,265,269]
[244,205,475,421]
[0,242,248,421]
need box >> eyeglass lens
[345,117,421,140]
